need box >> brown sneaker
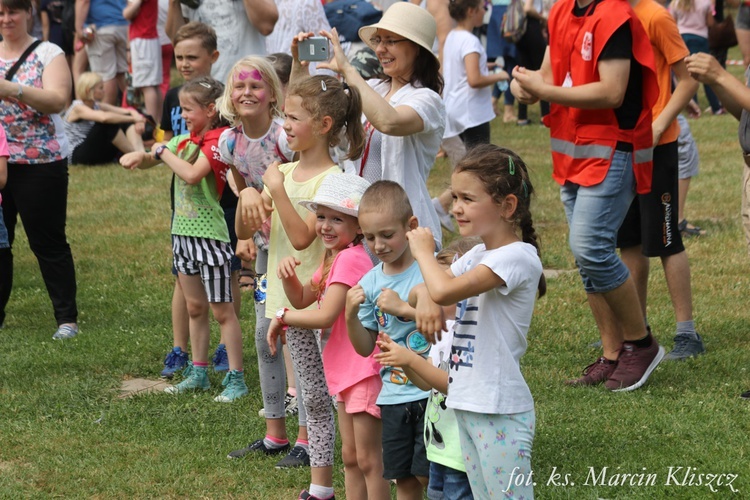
[565,357,617,386]
[605,338,665,392]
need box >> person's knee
[341,443,359,470]
[184,298,209,319]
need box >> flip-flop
[678,219,706,237]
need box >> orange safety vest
[543,0,658,194]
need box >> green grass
[3,63,750,498]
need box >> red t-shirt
[129,0,158,40]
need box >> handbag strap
[4,39,43,82]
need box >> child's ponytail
[287,75,365,160]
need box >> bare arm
[0,157,7,189]
[158,145,212,184]
[263,164,317,251]
[165,0,186,42]
[283,283,348,330]
[374,333,449,393]
[345,285,377,356]
[242,0,278,36]
[0,53,71,114]
[465,52,509,89]
[686,52,749,120]
[75,0,90,38]
[652,59,698,145]
[122,0,142,21]
[408,227,505,306]
[277,256,319,310]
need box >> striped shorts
[172,235,234,303]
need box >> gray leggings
[286,325,336,467]
[255,250,306,426]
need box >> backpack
[324,0,382,43]
[502,0,527,43]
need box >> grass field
[2,62,750,498]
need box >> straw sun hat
[358,2,437,61]
[298,174,372,218]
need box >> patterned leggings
[254,250,306,425]
[286,326,335,467]
[454,409,535,499]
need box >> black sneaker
[226,439,289,459]
[664,334,705,361]
[275,445,310,469]
[741,390,750,400]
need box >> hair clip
[199,81,212,89]
[321,80,327,92]
[508,156,516,176]
[522,180,529,199]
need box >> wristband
[154,144,167,160]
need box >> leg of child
[352,411,390,499]
[285,326,335,494]
[172,279,189,351]
[284,345,297,399]
[455,409,535,499]
[177,272,210,364]
[255,249,289,439]
[209,301,242,371]
[337,404,366,499]
[141,85,163,124]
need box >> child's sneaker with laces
[52,324,78,340]
[214,370,248,402]
[164,362,210,394]
[212,343,229,372]
[161,346,188,379]
[664,333,705,361]
[275,445,310,469]
[226,438,290,459]
[258,392,298,417]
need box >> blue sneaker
[214,370,249,403]
[161,347,189,379]
[164,362,210,394]
[212,343,229,372]
[52,324,78,340]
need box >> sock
[308,484,334,499]
[287,388,297,397]
[193,361,209,368]
[263,434,289,449]
[631,332,653,349]
[295,439,309,452]
[676,320,698,339]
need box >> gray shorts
[677,114,699,180]
[737,4,750,31]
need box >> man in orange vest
[511,0,665,391]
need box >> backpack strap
[4,40,43,82]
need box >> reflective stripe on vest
[551,138,653,164]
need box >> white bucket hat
[358,2,438,63]
[298,174,371,218]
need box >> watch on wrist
[154,144,167,160]
[276,307,289,328]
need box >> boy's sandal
[238,268,256,290]
[678,219,706,237]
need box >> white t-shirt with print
[446,242,542,415]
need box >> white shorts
[85,24,128,81]
[130,37,163,88]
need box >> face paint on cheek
[255,89,266,103]
[231,88,244,101]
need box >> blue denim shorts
[560,149,636,293]
[427,462,474,500]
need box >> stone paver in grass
[118,378,171,398]
[543,268,577,279]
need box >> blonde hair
[217,56,284,127]
[75,72,103,101]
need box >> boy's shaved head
[359,180,414,224]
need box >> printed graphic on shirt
[450,299,476,372]
[425,349,451,451]
[582,31,593,61]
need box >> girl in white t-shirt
[406,144,546,499]
[443,0,509,146]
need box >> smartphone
[299,37,330,62]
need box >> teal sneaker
[164,363,210,394]
[214,370,248,403]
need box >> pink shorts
[336,375,382,419]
